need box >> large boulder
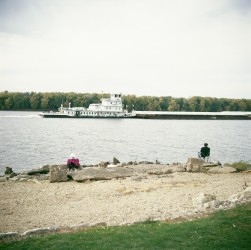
[186,157,204,172]
[49,165,68,183]
[70,167,134,182]
[23,165,50,175]
[187,158,204,165]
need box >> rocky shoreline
[0,158,250,241]
[0,157,239,183]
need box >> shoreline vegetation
[0,159,250,244]
[0,91,250,112]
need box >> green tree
[188,96,201,111]
[4,96,13,110]
[168,99,180,111]
[41,93,50,110]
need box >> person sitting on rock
[198,143,210,160]
[67,153,80,171]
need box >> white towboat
[39,93,136,118]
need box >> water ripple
[0,112,250,173]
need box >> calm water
[0,111,250,174]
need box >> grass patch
[226,161,251,172]
[1,203,250,250]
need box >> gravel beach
[0,166,250,234]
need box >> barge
[133,111,251,120]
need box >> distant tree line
[0,91,250,112]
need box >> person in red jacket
[67,153,80,171]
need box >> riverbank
[0,163,250,236]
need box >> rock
[9,177,19,182]
[203,162,219,167]
[228,193,244,204]
[191,165,204,172]
[187,158,204,165]
[4,167,13,175]
[139,161,154,164]
[172,165,186,172]
[126,164,175,176]
[70,167,134,182]
[193,193,216,208]
[113,157,120,164]
[19,178,29,182]
[203,200,224,209]
[186,158,204,172]
[208,166,237,174]
[9,172,18,178]
[90,222,107,228]
[22,227,59,236]
[0,176,7,182]
[186,164,204,172]
[107,164,117,168]
[68,223,89,231]
[99,161,109,167]
[147,169,173,175]
[36,174,49,180]
[0,232,19,240]
[186,164,192,172]
[49,165,68,183]
[226,188,251,205]
[243,187,251,201]
[24,165,50,175]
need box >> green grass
[1,203,250,250]
[228,161,251,172]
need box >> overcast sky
[0,0,250,98]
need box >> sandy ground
[0,170,250,233]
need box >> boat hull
[39,113,135,118]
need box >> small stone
[113,157,120,164]
[99,161,109,167]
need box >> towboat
[39,93,136,118]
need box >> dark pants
[67,162,78,171]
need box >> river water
[0,111,250,174]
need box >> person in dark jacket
[199,143,210,159]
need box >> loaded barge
[134,111,251,120]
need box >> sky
[0,0,250,98]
